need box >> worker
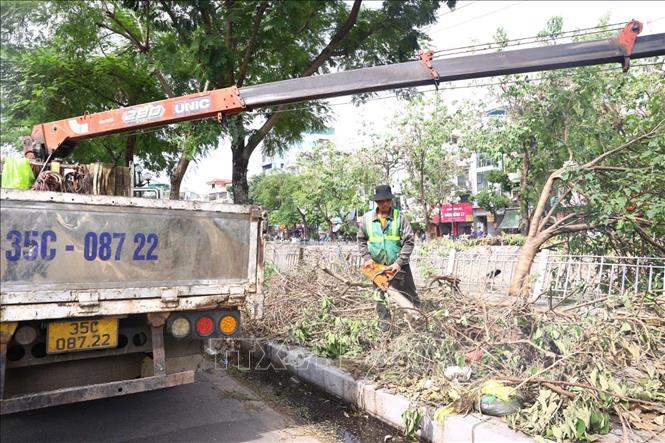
[358,184,420,330]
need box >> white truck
[0,189,264,414]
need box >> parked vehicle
[0,189,264,414]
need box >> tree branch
[237,1,269,88]
[144,1,151,50]
[634,223,665,255]
[245,0,362,152]
[158,0,190,44]
[302,0,362,77]
[582,119,665,169]
[101,2,147,52]
[223,0,236,85]
[551,222,592,235]
[95,21,132,43]
[590,166,633,171]
[538,185,573,231]
[544,210,590,234]
[528,167,564,237]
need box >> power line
[431,28,624,59]
[431,22,626,56]
[403,22,630,63]
[433,1,524,33]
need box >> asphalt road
[0,370,322,443]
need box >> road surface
[0,370,322,443]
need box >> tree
[297,140,379,236]
[250,141,379,239]
[462,18,665,296]
[0,4,171,168]
[249,171,307,231]
[484,32,664,296]
[2,0,456,201]
[358,132,404,184]
[391,95,463,224]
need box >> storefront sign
[439,203,474,222]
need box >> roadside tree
[465,18,665,296]
[297,141,379,237]
[394,95,464,225]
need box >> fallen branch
[501,377,665,410]
[561,296,610,312]
[321,266,373,288]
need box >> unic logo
[122,104,165,125]
[174,97,211,115]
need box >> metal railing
[540,253,665,300]
[266,245,665,300]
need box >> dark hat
[370,184,395,201]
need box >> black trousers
[376,264,420,323]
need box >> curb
[260,341,533,443]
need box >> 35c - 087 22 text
[4,230,159,262]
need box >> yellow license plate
[47,319,118,354]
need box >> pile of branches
[249,259,665,442]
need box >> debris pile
[250,259,665,442]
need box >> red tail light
[195,316,214,337]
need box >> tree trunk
[124,134,137,167]
[519,148,530,235]
[228,1,362,203]
[169,154,190,200]
[508,234,548,297]
[229,117,251,204]
[232,149,250,204]
[299,211,308,240]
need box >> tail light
[169,317,191,339]
[14,325,38,345]
[195,316,214,337]
[164,310,240,339]
[219,315,238,335]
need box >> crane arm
[25,20,664,159]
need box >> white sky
[180,1,665,194]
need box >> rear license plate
[47,319,118,354]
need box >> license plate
[47,319,118,354]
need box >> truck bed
[1,189,265,322]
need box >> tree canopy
[464,18,665,295]
[250,140,379,238]
[1,0,456,200]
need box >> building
[261,128,336,173]
[206,178,232,202]
[429,106,518,237]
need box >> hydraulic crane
[23,20,665,160]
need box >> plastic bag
[478,380,520,416]
[480,379,513,401]
[479,395,521,416]
[1,157,35,189]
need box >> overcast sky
[180,1,665,195]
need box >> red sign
[439,203,473,223]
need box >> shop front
[429,202,474,238]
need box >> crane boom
[25,20,665,159]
